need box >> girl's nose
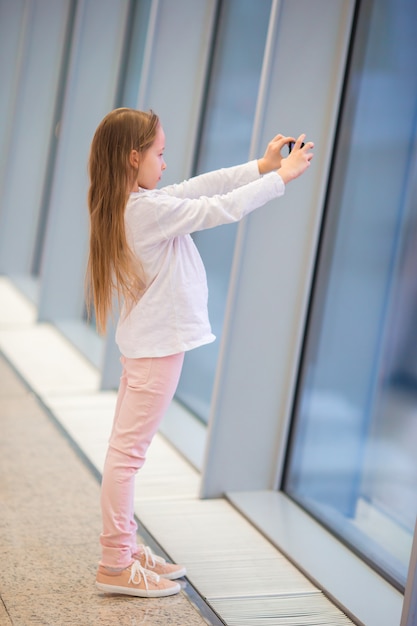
[162,160,167,170]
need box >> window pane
[285,0,417,588]
[175,0,272,421]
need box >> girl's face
[136,124,166,190]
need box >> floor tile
[0,356,214,626]
[0,600,12,625]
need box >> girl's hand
[258,134,295,174]
[277,134,314,184]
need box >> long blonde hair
[86,107,160,334]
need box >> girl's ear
[129,149,140,169]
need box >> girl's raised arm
[161,160,261,200]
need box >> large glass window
[285,0,417,589]
[175,0,272,421]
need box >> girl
[87,107,313,598]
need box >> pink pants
[99,352,184,569]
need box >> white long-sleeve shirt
[115,160,285,358]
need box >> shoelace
[137,544,166,569]
[128,560,160,590]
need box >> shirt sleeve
[160,160,261,199]
[143,171,285,241]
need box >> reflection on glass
[285,0,417,588]
[175,0,272,421]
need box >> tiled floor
[0,277,356,625]
[0,355,213,626]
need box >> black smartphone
[288,141,305,154]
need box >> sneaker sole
[95,580,181,598]
[161,566,187,580]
